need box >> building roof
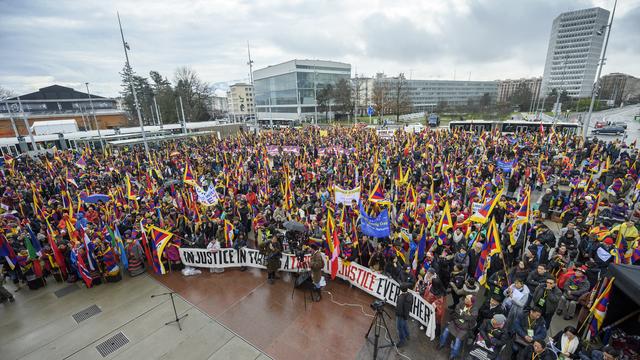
[8,85,107,101]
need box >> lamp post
[118,11,150,160]
[85,82,105,151]
[582,0,617,142]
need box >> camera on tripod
[285,230,308,262]
[370,300,386,312]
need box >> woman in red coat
[423,277,446,336]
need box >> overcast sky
[1,0,638,97]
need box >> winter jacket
[530,284,562,316]
[395,292,413,320]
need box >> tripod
[290,255,314,310]
[151,292,188,331]
[365,308,396,360]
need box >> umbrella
[82,194,110,204]
[283,220,306,233]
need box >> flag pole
[117,11,150,161]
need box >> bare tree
[174,66,211,122]
[372,79,389,121]
[333,79,353,120]
[316,84,334,121]
[0,86,15,100]
[390,73,412,121]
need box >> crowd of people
[1,125,639,359]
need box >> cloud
[0,0,638,97]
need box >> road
[570,104,640,144]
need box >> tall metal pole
[582,0,617,142]
[247,42,256,125]
[16,97,37,151]
[553,55,568,124]
[153,95,163,129]
[354,72,358,124]
[313,66,317,125]
[179,96,187,133]
[118,11,150,159]
[85,82,105,150]
[4,102,19,137]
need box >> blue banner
[359,203,390,238]
[496,160,514,172]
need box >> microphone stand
[151,292,188,331]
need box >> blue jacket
[514,311,546,341]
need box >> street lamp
[581,0,617,142]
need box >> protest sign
[179,247,436,339]
[334,186,361,205]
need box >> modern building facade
[253,59,351,121]
[371,73,499,112]
[226,83,255,122]
[541,7,610,99]
[497,77,542,104]
[599,73,640,106]
[0,85,129,137]
[208,95,229,118]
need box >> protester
[438,294,477,359]
[557,266,590,320]
[550,326,581,360]
[512,307,547,356]
[395,283,413,347]
[517,339,555,360]
[0,126,637,359]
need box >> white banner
[196,185,220,206]
[179,247,436,339]
[334,185,361,206]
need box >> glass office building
[541,7,610,98]
[253,60,351,121]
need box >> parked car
[607,121,627,129]
[592,126,626,135]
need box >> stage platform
[153,268,448,360]
[0,273,268,360]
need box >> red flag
[46,225,67,277]
[140,221,154,268]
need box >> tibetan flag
[325,209,336,254]
[79,227,95,270]
[183,162,197,185]
[66,168,78,188]
[0,234,18,270]
[368,180,389,204]
[330,219,340,280]
[512,189,530,228]
[125,175,137,200]
[630,241,640,264]
[75,156,87,169]
[75,248,93,288]
[436,202,453,244]
[148,226,174,274]
[224,220,235,247]
[140,221,154,268]
[589,278,614,338]
[110,226,128,269]
[45,223,67,277]
[468,188,503,224]
[475,219,502,285]
[537,158,547,184]
[425,182,435,211]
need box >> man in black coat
[395,284,413,347]
[477,314,509,358]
